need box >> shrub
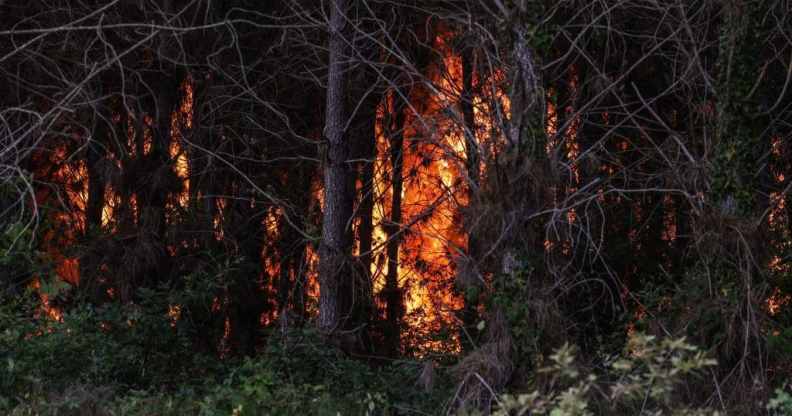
[493,333,720,416]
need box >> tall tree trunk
[356,124,376,283]
[188,71,219,251]
[229,194,267,356]
[459,45,482,351]
[319,0,355,333]
[278,170,311,315]
[352,76,380,311]
[85,114,107,235]
[137,73,180,290]
[349,94,379,352]
[383,96,406,356]
[80,91,110,301]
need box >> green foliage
[1,290,450,415]
[0,265,225,412]
[195,358,342,416]
[2,325,452,415]
[711,1,774,216]
[0,218,784,416]
[634,263,757,367]
[0,238,453,415]
[493,333,719,416]
[1,222,34,268]
[767,326,792,358]
[0,222,39,298]
[768,384,792,416]
[491,256,540,360]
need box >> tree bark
[319,0,355,333]
[384,95,406,355]
[137,72,180,289]
[80,90,110,301]
[356,125,376,284]
[459,45,482,351]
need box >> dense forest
[1,0,791,414]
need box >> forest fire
[369,31,469,347]
[24,25,521,354]
[169,78,193,209]
[30,277,63,322]
[4,1,792,414]
[25,25,792,358]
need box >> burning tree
[1,0,791,414]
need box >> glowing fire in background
[375,46,454,344]
[46,144,88,285]
[30,140,87,320]
[27,26,790,352]
[369,29,515,351]
[169,78,193,209]
[768,135,791,315]
[30,29,518,350]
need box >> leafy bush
[767,384,792,416]
[0,283,220,411]
[493,333,720,416]
[1,290,450,415]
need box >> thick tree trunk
[319,0,355,333]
